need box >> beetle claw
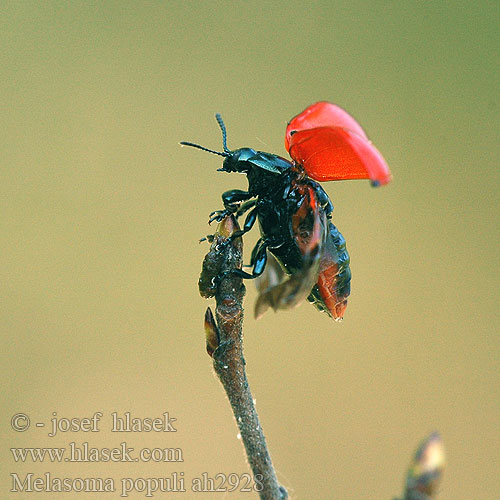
[208,209,231,224]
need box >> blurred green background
[1,1,498,499]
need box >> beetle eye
[290,130,297,136]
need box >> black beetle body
[181,115,351,320]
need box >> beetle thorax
[247,166,292,199]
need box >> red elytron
[286,101,392,185]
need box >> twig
[199,216,287,500]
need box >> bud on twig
[404,432,445,500]
[204,307,219,357]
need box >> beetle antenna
[179,141,229,157]
[215,113,230,153]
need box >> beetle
[181,102,391,321]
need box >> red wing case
[285,102,392,186]
[287,127,391,185]
[285,101,368,148]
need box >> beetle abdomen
[308,222,351,321]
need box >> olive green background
[1,1,498,499]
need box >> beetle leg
[222,189,253,210]
[211,206,259,258]
[246,237,263,267]
[209,209,231,224]
[226,206,258,240]
[236,198,257,217]
[233,240,268,279]
[209,189,253,223]
[216,239,269,285]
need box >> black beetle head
[181,114,291,176]
[221,148,257,173]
